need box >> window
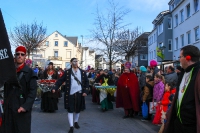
[168,39,172,51]
[140,54,147,60]
[168,17,172,29]
[55,34,58,37]
[181,35,184,46]
[55,41,58,46]
[175,14,178,27]
[186,4,190,18]
[154,50,156,58]
[187,31,191,44]
[175,38,178,50]
[180,10,184,22]
[64,41,68,47]
[158,23,163,34]
[194,0,199,12]
[54,51,58,57]
[66,51,71,58]
[195,27,199,41]
[65,62,70,69]
[159,42,163,48]
[45,41,49,46]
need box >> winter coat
[54,68,89,109]
[160,91,171,112]
[139,72,146,91]
[142,81,154,102]
[153,80,164,102]
[164,72,178,85]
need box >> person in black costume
[3,46,37,133]
[52,58,89,133]
[41,62,58,112]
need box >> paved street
[31,94,160,133]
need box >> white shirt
[70,69,82,95]
[178,71,191,104]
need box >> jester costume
[96,74,114,111]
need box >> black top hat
[48,62,53,65]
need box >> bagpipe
[37,79,56,93]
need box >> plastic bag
[142,102,148,119]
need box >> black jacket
[54,68,89,109]
[4,65,37,111]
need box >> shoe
[123,115,129,119]
[74,122,80,129]
[141,118,148,122]
[68,127,74,133]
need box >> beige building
[36,31,82,69]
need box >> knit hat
[48,62,53,65]
[140,66,147,72]
[15,46,26,54]
[150,60,157,68]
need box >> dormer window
[55,34,58,37]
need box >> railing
[48,56,62,60]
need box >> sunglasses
[16,53,25,56]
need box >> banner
[156,47,164,60]
[0,9,17,87]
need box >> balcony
[48,56,62,60]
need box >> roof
[46,31,78,46]
[135,32,150,40]
[65,37,78,46]
[152,10,170,24]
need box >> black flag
[0,9,17,87]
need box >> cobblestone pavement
[31,94,160,133]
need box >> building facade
[81,47,95,70]
[148,10,173,66]
[169,0,200,61]
[36,31,82,69]
[127,32,150,67]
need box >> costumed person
[116,66,140,118]
[52,58,89,133]
[164,45,200,133]
[3,46,37,133]
[95,69,114,112]
[92,69,103,104]
[41,62,58,112]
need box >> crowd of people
[1,44,200,133]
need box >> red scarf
[16,63,25,72]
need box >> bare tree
[115,27,142,61]
[91,0,130,70]
[10,21,47,58]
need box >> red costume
[116,72,140,112]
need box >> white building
[81,47,95,70]
[169,0,200,60]
[148,28,158,65]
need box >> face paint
[72,60,78,65]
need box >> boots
[74,122,80,129]
[68,127,74,133]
